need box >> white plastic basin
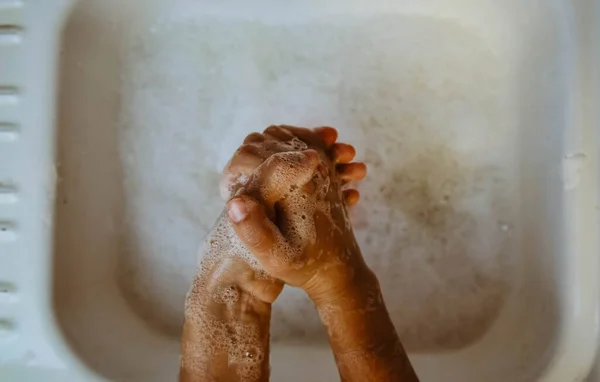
[0,0,598,381]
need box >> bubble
[244,350,255,359]
[498,221,512,232]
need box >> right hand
[226,129,371,304]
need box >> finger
[331,143,356,163]
[254,150,320,207]
[227,196,291,274]
[263,125,295,141]
[234,143,263,157]
[279,125,325,148]
[337,162,367,182]
[343,189,360,206]
[313,126,338,147]
[219,146,264,199]
[243,132,265,144]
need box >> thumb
[227,195,292,275]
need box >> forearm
[180,260,272,382]
[309,266,419,382]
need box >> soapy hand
[181,149,327,382]
[212,126,366,303]
[226,126,370,303]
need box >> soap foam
[180,303,265,380]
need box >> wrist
[306,262,380,310]
[182,265,273,382]
[308,265,398,357]
[185,258,273,321]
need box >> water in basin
[116,14,517,351]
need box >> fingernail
[228,199,248,223]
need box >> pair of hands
[219,125,369,305]
[181,125,420,382]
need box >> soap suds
[180,304,265,379]
[117,14,518,350]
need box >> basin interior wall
[51,0,595,381]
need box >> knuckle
[236,144,258,156]
[263,125,280,134]
[243,227,271,253]
[243,132,263,142]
